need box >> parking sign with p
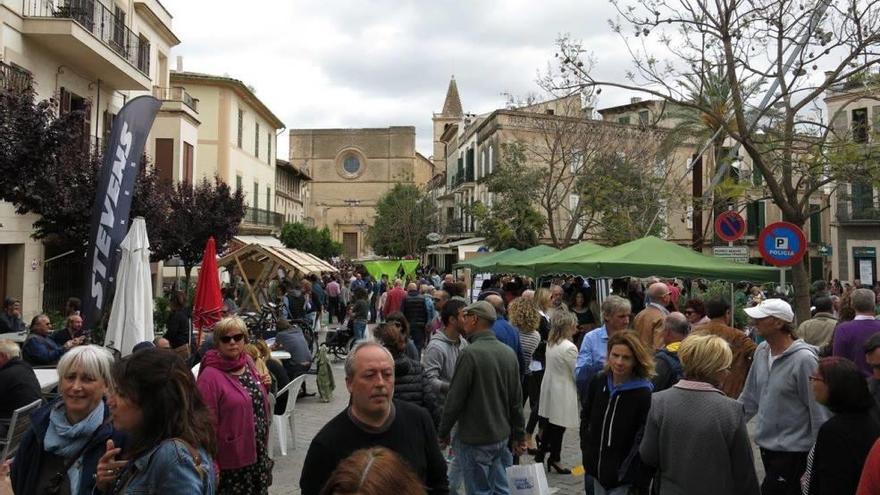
[759,222,806,267]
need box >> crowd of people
[2,267,880,495]
[292,271,880,495]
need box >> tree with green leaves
[279,222,342,259]
[549,0,880,322]
[149,177,245,288]
[471,143,545,250]
[369,183,436,257]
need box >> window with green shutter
[747,200,765,236]
[809,205,821,242]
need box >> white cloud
[160,0,638,156]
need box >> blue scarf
[44,401,104,458]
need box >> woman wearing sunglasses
[197,317,273,494]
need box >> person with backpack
[652,312,689,392]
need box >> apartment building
[0,0,185,315]
[597,99,831,280]
[430,82,692,258]
[275,158,310,225]
[171,70,285,235]
[430,80,832,281]
[824,81,880,285]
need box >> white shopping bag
[506,463,551,495]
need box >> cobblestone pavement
[270,325,765,494]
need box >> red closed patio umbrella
[192,236,223,345]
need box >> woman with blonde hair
[196,317,273,494]
[582,331,654,495]
[320,447,426,495]
[11,345,123,495]
[536,310,579,474]
[640,333,760,494]
[508,296,543,453]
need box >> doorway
[343,233,358,259]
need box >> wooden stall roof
[217,243,337,275]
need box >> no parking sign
[758,222,807,267]
[715,211,746,242]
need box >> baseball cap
[743,299,794,323]
[463,300,497,322]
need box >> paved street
[270,327,764,494]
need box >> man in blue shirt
[485,294,524,376]
[574,295,632,396]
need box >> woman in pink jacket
[197,317,273,494]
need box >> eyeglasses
[219,333,245,344]
[808,375,825,382]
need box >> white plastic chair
[269,374,306,456]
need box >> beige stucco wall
[291,127,429,257]
[0,0,182,313]
[176,80,280,210]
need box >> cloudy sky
[161,0,639,156]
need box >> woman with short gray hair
[11,345,124,495]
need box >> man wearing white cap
[739,299,830,495]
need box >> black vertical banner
[81,96,161,331]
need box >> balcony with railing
[836,196,880,224]
[0,62,33,92]
[242,207,283,229]
[152,86,197,112]
[22,0,152,90]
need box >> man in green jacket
[438,300,525,495]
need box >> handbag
[506,462,551,495]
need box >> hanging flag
[81,96,161,331]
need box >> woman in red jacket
[197,317,273,494]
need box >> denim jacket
[109,439,215,495]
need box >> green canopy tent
[453,248,520,271]
[533,236,779,283]
[360,259,419,281]
[504,242,604,278]
[490,245,560,275]
[400,260,420,280]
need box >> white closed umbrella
[105,217,154,356]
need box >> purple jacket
[832,318,880,377]
[196,357,270,470]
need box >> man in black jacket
[300,341,448,495]
[402,283,429,350]
[0,339,41,436]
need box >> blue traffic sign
[715,211,746,242]
[758,222,807,267]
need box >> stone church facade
[289,127,433,258]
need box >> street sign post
[715,211,747,243]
